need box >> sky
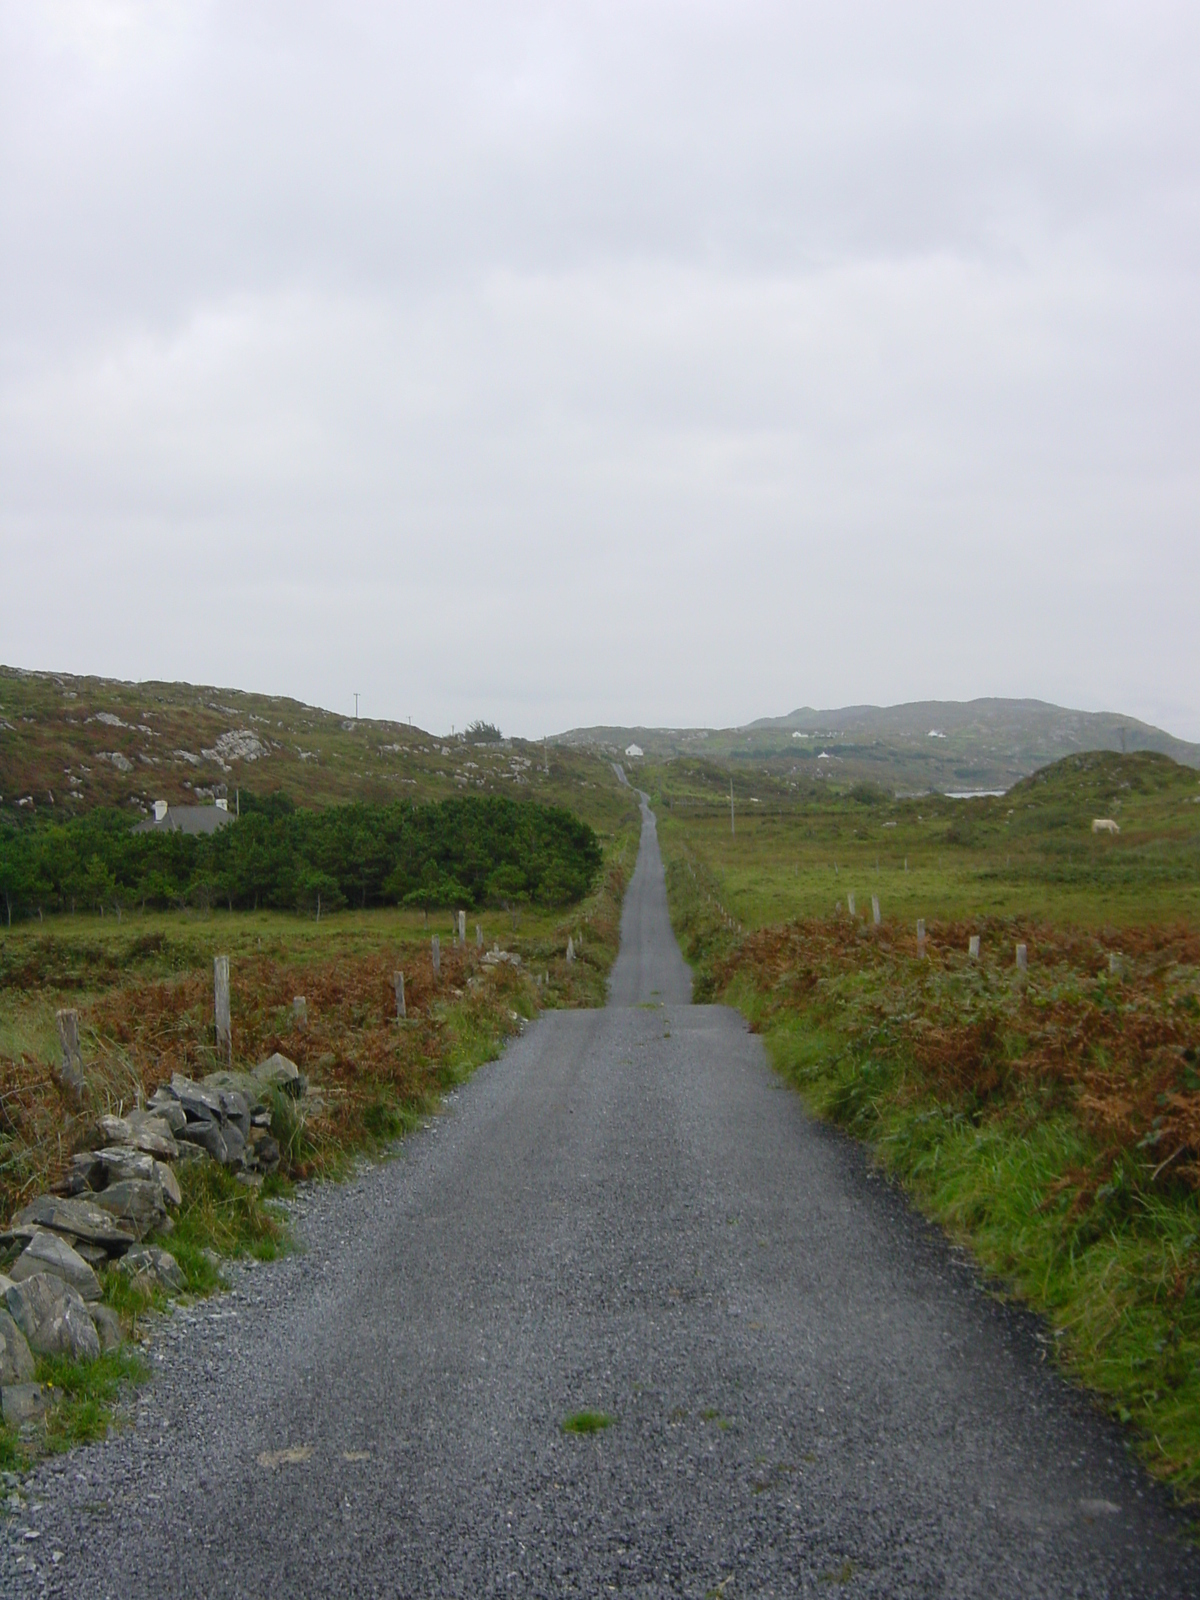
[3,3,1198,741]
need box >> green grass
[560,1410,615,1434]
[655,749,1200,933]
[35,1346,149,1452]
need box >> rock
[93,1179,168,1240]
[253,1052,304,1097]
[144,1092,187,1134]
[4,1273,101,1360]
[203,1069,265,1107]
[116,1245,184,1293]
[53,1151,105,1196]
[13,1194,136,1254]
[10,1231,102,1301]
[222,1122,247,1170]
[249,1131,280,1172]
[2,1383,47,1427]
[178,1120,228,1164]
[123,1111,180,1160]
[88,1303,124,1352]
[170,1074,225,1122]
[98,1112,135,1146]
[94,1146,158,1185]
[0,1308,35,1384]
[155,1160,182,1207]
[72,1241,109,1268]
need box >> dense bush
[0,795,601,921]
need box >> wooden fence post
[214,955,231,1064]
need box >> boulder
[93,1179,168,1240]
[254,1051,304,1097]
[88,1303,124,1353]
[178,1120,228,1164]
[203,1069,265,1107]
[116,1245,184,1293]
[94,1146,158,1186]
[0,1307,35,1384]
[125,1108,180,1156]
[53,1151,105,1196]
[222,1122,247,1170]
[2,1383,47,1427]
[155,1160,183,1207]
[13,1194,136,1254]
[170,1074,225,1122]
[4,1273,101,1360]
[10,1230,101,1301]
[145,1091,187,1134]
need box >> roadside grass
[561,1411,615,1434]
[36,1347,149,1453]
[658,773,1200,1509]
[0,822,636,1466]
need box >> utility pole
[730,777,735,836]
[354,693,359,722]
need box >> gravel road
[4,798,1198,1596]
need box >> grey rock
[222,1122,247,1170]
[52,1151,105,1196]
[202,1069,266,1110]
[95,1145,158,1185]
[13,1194,136,1253]
[1,1382,47,1427]
[155,1159,183,1207]
[178,1120,228,1164]
[253,1051,305,1097]
[4,1272,101,1360]
[170,1074,224,1122]
[0,1308,35,1384]
[10,1230,102,1301]
[116,1245,184,1293]
[145,1092,187,1134]
[249,1132,280,1172]
[88,1303,124,1353]
[93,1179,168,1240]
[123,1112,180,1160]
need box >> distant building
[625,744,644,758]
[134,800,233,835]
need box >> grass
[560,1410,615,1434]
[657,751,1200,1509]
[36,1347,149,1452]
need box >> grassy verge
[661,825,1200,1509]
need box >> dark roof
[133,805,234,836]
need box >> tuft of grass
[37,1346,149,1452]
[560,1410,615,1434]
[164,1157,289,1281]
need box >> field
[655,751,1200,1506]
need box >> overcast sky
[3,3,1198,740]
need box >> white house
[625,744,644,759]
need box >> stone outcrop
[4,1273,101,1361]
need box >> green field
[653,749,1200,932]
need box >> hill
[557,698,1200,795]
[0,666,633,835]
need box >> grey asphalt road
[5,800,1198,1597]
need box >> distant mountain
[557,699,1200,794]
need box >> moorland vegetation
[656,750,1200,1505]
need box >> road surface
[6,799,1197,1596]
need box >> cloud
[2,3,1199,736]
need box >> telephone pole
[730,777,735,836]
[354,693,359,722]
